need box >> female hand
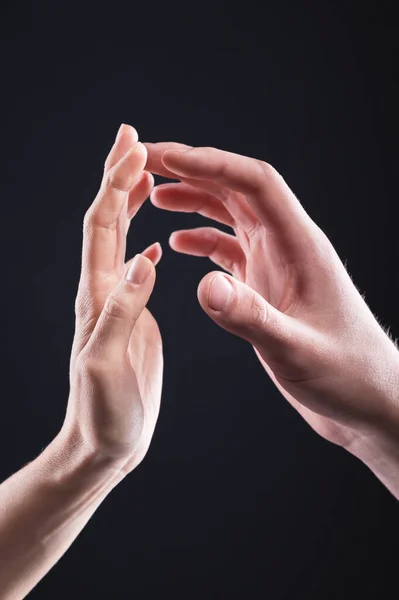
[62,125,163,474]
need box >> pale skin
[0,124,398,598]
[145,141,399,494]
[0,124,163,598]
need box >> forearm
[349,428,399,499]
[347,366,399,500]
[0,427,126,600]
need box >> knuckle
[103,293,126,321]
[76,347,126,380]
[248,293,267,329]
[107,168,131,192]
[246,219,262,241]
[257,159,277,180]
[74,285,94,321]
[104,153,113,170]
[76,353,103,380]
[83,207,93,230]
[84,204,118,233]
[202,146,217,154]
[310,225,338,266]
[74,293,86,319]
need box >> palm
[128,307,162,413]
[143,142,359,448]
[85,193,163,411]
[236,217,294,313]
[121,307,163,471]
[230,205,358,448]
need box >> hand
[144,142,399,459]
[62,125,163,474]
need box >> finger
[170,228,245,275]
[197,271,301,369]
[144,142,192,179]
[73,242,161,362]
[82,140,147,283]
[141,241,163,266]
[127,171,154,220]
[145,142,252,225]
[122,172,155,269]
[155,146,258,233]
[162,147,312,239]
[125,242,163,269]
[151,182,235,227]
[90,254,156,356]
[105,125,144,275]
[104,123,139,174]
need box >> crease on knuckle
[216,158,230,181]
[76,353,103,380]
[209,234,235,273]
[103,294,126,320]
[107,169,131,192]
[257,159,276,181]
[75,290,96,324]
[84,207,119,233]
[246,219,262,242]
[249,292,267,330]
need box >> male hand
[62,125,163,474]
[144,142,399,492]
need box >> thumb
[198,272,300,365]
[90,254,156,357]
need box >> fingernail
[208,274,233,311]
[126,254,151,285]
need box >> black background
[1,1,398,598]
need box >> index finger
[143,142,192,178]
[160,146,312,237]
[81,134,147,285]
[144,141,257,229]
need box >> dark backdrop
[1,1,398,598]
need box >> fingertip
[125,253,154,285]
[108,143,147,192]
[142,252,155,269]
[130,141,147,157]
[116,123,139,143]
[161,148,189,166]
[197,270,219,301]
[137,170,154,191]
[140,241,163,268]
[118,142,147,169]
[131,126,139,143]
[151,240,163,257]
[169,231,178,247]
[116,123,126,138]
[146,172,155,194]
[198,271,236,312]
[153,242,163,266]
[150,187,162,207]
[121,142,148,177]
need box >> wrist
[40,425,129,495]
[339,349,399,498]
[347,427,399,499]
[345,371,399,498]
